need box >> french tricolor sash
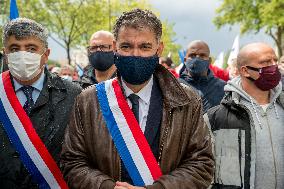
[0,71,68,189]
[96,78,162,186]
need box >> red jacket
[209,64,229,82]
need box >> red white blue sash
[0,71,68,189]
[96,78,162,186]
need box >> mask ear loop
[39,49,48,73]
[245,66,260,82]
[246,65,261,72]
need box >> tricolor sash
[96,78,162,186]
[0,71,68,189]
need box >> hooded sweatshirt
[224,76,284,189]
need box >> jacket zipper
[232,103,254,188]
[265,115,278,189]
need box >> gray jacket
[205,77,284,188]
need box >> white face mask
[61,75,73,82]
[7,51,44,81]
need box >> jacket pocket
[214,129,245,187]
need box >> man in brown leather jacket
[61,8,213,189]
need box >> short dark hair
[3,18,48,48]
[113,8,162,42]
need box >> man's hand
[114,181,146,189]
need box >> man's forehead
[187,46,209,55]
[116,26,156,42]
[242,48,276,66]
[6,35,43,46]
[90,35,113,46]
[240,43,274,57]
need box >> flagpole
[9,0,19,20]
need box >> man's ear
[240,66,250,77]
[42,48,50,65]
[2,48,8,65]
[157,41,164,57]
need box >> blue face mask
[114,54,159,85]
[185,57,210,77]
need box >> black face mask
[114,53,159,85]
[88,51,114,71]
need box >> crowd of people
[0,8,284,189]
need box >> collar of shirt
[14,70,45,93]
[121,75,153,105]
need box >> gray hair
[2,18,48,48]
[113,8,162,42]
[61,65,75,73]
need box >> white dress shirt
[121,76,153,133]
[13,70,45,106]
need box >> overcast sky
[48,0,274,61]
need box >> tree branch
[49,35,66,49]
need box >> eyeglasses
[87,45,112,53]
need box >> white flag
[214,52,224,69]
[227,35,240,65]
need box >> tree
[18,0,107,64]
[0,0,9,48]
[161,20,181,65]
[2,0,181,65]
[214,0,284,57]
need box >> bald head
[237,42,276,70]
[89,30,114,47]
[184,40,211,64]
[186,40,210,55]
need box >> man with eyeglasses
[179,40,226,113]
[204,42,284,189]
[80,30,116,88]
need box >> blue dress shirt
[13,71,45,106]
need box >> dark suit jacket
[0,70,82,189]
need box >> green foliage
[1,0,181,65]
[214,0,284,56]
[0,27,3,48]
[47,59,60,67]
[0,0,9,49]
[161,20,181,65]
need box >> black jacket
[78,65,116,89]
[206,89,284,189]
[179,69,225,113]
[0,71,82,189]
[206,92,252,189]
